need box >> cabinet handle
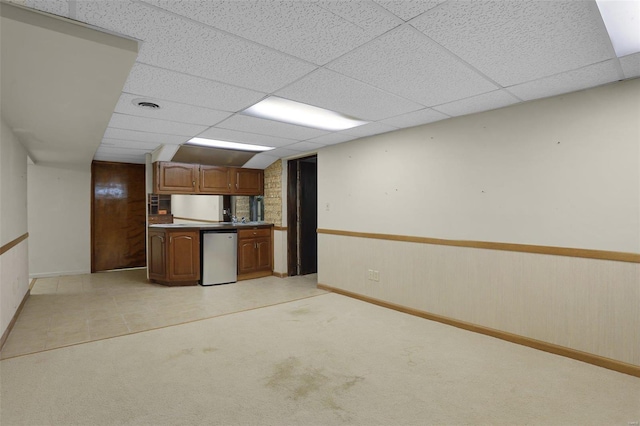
[192,181,196,186]
[228,183,231,188]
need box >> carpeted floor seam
[0,291,330,361]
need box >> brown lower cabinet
[148,228,200,286]
[237,227,272,280]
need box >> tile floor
[1,269,325,359]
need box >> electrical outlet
[367,269,373,280]
[373,270,380,281]
[325,203,330,211]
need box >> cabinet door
[255,237,272,270]
[238,239,257,273]
[155,162,198,193]
[148,230,167,280]
[167,230,200,281]
[200,165,231,194]
[233,168,263,195]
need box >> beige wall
[317,79,640,366]
[0,118,30,336]
[172,194,222,223]
[319,80,639,253]
[27,164,91,277]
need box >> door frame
[286,154,317,276]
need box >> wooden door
[92,161,146,272]
[200,165,231,194]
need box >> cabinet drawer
[238,228,271,239]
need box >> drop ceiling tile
[265,147,300,159]
[218,115,329,141]
[144,0,395,65]
[124,63,265,112]
[139,21,315,93]
[276,68,424,121]
[620,53,640,79]
[380,108,449,128]
[242,153,280,169]
[284,141,326,153]
[104,128,188,145]
[78,0,315,92]
[507,61,621,101]
[433,90,520,117]
[341,122,398,137]
[374,0,445,21]
[315,1,401,34]
[411,1,615,86]
[108,113,208,136]
[115,93,232,126]
[100,139,162,152]
[197,127,296,149]
[22,0,69,17]
[327,25,497,106]
[101,138,163,151]
[76,0,172,41]
[305,133,358,145]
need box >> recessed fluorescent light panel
[242,96,369,131]
[596,0,640,57]
[187,137,274,152]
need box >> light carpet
[1,292,638,425]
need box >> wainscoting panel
[273,229,287,276]
[0,237,30,340]
[318,233,639,366]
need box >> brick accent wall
[264,159,282,227]
[234,196,250,220]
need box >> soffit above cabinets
[171,145,256,168]
[0,2,138,168]
[4,0,639,169]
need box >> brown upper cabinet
[200,165,232,193]
[154,162,263,195]
[234,168,263,195]
[154,162,198,193]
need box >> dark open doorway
[287,155,317,276]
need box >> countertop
[149,221,273,231]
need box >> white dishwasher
[201,230,237,286]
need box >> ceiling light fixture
[242,96,369,131]
[596,0,640,57]
[186,137,275,152]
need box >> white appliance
[201,230,237,286]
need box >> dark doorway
[287,155,317,276]
[91,161,146,272]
